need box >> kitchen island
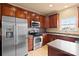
[48,39,79,56]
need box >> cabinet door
[25,11,31,27]
[48,34,56,42]
[44,17,49,28]
[35,14,40,21]
[49,14,58,28]
[39,15,45,28]
[0,4,2,56]
[0,4,1,23]
[28,35,33,51]
[43,34,48,45]
[16,8,26,19]
[2,4,16,16]
[56,36,75,42]
[48,45,70,56]
[30,12,36,21]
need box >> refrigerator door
[16,18,28,56]
[2,16,16,56]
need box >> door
[2,16,16,56]
[15,18,28,56]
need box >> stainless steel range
[29,20,43,50]
[33,36,43,50]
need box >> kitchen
[0,3,79,56]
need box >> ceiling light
[49,4,53,7]
[64,5,68,8]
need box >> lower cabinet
[28,35,33,51]
[57,36,76,42]
[42,34,56,46]
[43,34,76,46]
[42,34,49,45]
[48,45,73,56]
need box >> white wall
[59,7,78,19]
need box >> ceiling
[11,3,78,15]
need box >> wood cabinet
[39,15,45,28]
[42,34,49,45]
[48,34,56,42]
[30,12,36,21]
[0,4,1,21]
[42,33,75,46]
[49,14,59,28]
[48,45,73,56]
[42,34,55,45]
[57,36,75,42]
[0,4,2,56]
[25,11,31,27]
[1,4,46,28]
[16,8,26,19]
[44,17,50,28]
[0,4,2,27]
[28,35,33,51]
[2,4,16,16]
[47,34,76,43]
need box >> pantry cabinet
[2,4,16,17]
[49,14,58,28]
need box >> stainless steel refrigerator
[2,16,28,56]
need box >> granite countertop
[48,39,79,56]
[47,32,79,38]
[46,28,79,38]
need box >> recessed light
[64,5,68,8]
[49,4,53,7]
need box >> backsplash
[46,28,79,33]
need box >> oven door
[34,36,43,50]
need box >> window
[60,16,77,32]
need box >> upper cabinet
[49,14,59,28]
[16,8,26,19]
[39,15,45,28]
[1,4,46,28]
[2,4,16,17]
[0,4,1,16]
[0,4,1,19]
[25,11,31,27]
[30,12,40,21]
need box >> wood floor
[28,45,48,56]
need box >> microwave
[31,21,40,28]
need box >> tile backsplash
[46,28,79,33]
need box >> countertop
[48,39,79,56]
[47,32,79,38]
[46,28,79,38]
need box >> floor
[28,45,48,56]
